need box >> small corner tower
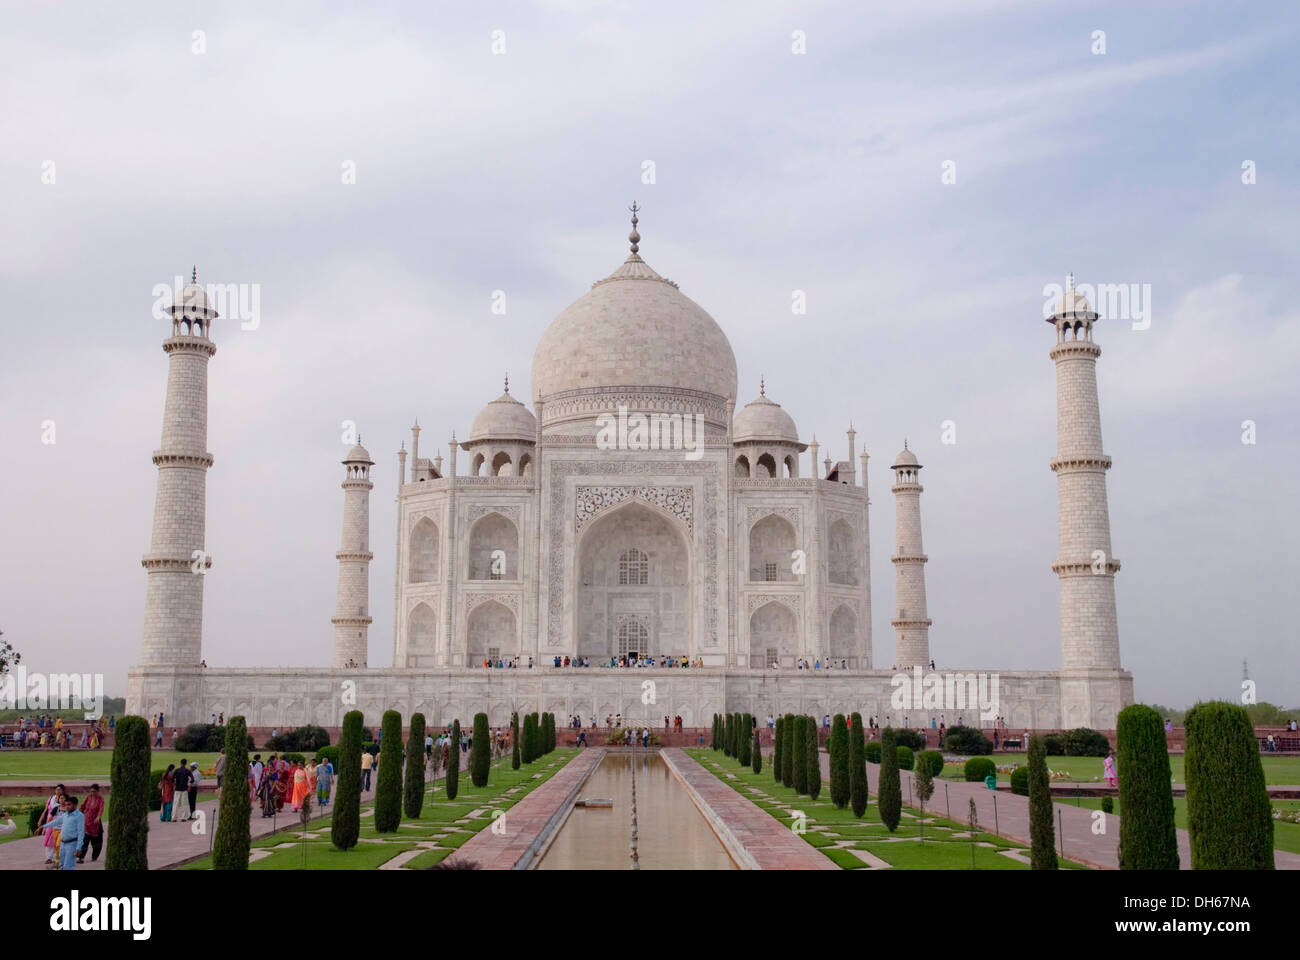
[890,442,931,668]
[139,268,217,666]
[332,438,375,667]
[1047,275,1121,687]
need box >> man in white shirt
[0,812,16,836]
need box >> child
[1103,749,1117,788]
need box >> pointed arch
[749,601,797,668]
[468,512,519,580]
[408,516,439,583]
[749,513,797,583]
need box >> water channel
[537,750,737,870]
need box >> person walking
[160,765,176,822]
[51,795,84,871]
[1103,749,1117,787]
[38,785,65,867]
[361,749,374,791]
[187,763,200,820]
[316,757,333,807]
[76,784,104,863]
[172,760,192,820]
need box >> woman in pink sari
[38,784,66,867]
[291,762,309,811]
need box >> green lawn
[181,748,577,869]
[685,749,1086,870]
[938,753,1300,785]
[1064,796,1300,856]
[0,750,225,780]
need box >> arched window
[618,548,649,585]
[735,455,751,478]
[618,619,648,656]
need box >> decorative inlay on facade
[575,485,694,535]
[466,503,522,525]
[465,592,521,614]
[408,508,442,530]
[549,461,718,647]
[746,506,800,530]
[405,593,440,616]
[746,593,802,615]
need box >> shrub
[805,716,821,800]
[944,725,992,755]
[738,714,752,766]
[106,715,151,870]
[1043,733,1066,755]
[792,716,808,794]
[404,713,427,819]
[177,722,252,753]
[917,750,944,778]
[1185,701,1273,869]
[213,716,251,870]
[331,710,362,850]
[266,724,331,753]
[511,712,520,770]
[1028,735,1057,869]
[878,728,901,832]
[280,753,306,766]
[446,719,461,800]
[27,803,45,837]
[1062,727,1111,757]
[865,741,882,764]
[1102,796,1114,814]
[471,713,490,787]
[373,711,403,832]
[148,768,167,811]
[781,714,795,788]
[751,729,762,774]
[1116,705,1178,870]
[964,756,996,782]
[896,745,914,771]
[830,715,849,809]
[893,728,925,751]
[849,713,868,818]
[315,746,341,767]
[773,717,784,782]
[1010,765,1029,796]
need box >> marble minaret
[139,270,216,665]
[891,442,931,668]
[332,440,374,667]
[1048,275,1121,683]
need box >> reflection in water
[538,751,736,870]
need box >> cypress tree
[332,710,363,850]
[403,713,427,820]
[1185,701,1274,869]
[540,712,549,755]
[849,712,868,818]
[106,715,151,870]
[373,710,403,832]
[805,715,821,800]
[830,714,849,808]
[471,713,491,787]
[723,713,732,757]
[523,713,536,763]
[446,719,462,799]
[781,713,795,788]
[792,715,808,794]
[712,714,719,749]
[213,715,251,869]
[773,717,784,782]
[547,712,556,752]
[1116,704,1179,869]
[1027,733,1057,869]
[878,727,901,832]
[752,729,762,774]
[511,712,521,770]
[532,712,542,758]
[738,713,752,766]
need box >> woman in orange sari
[290,762,309,811]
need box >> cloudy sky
[2,1,1296,709]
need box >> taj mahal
[126,210,1134,730]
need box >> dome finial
[504,373,509,394]
[759,375,765,397]
[1067,271,1075,292]
[192,265,198,283]
[628,201,641,255]
[904,437,908,450]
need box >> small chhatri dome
[344,440,373,464]
[468,379,538,444]
[171,265,217,317]
[892,441,920,469]
[1048,271,1097,321]
[733,381,805,448]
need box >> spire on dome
[628,201,640,256]
[504,373,510,394]
[1067,272,1075,292]
[192,266,197,283]
[760,375,765,397]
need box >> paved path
[445,747,604,870]
[817,752,1300,870]
[666,749,837,870]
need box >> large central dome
[531,237,738,430]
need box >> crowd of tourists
[0,715,115,750]
[27,783,105,870]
